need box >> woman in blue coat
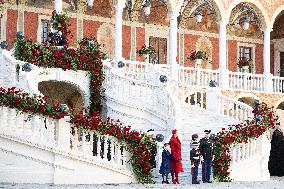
[159,143,172,184]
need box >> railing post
[259,132,271,180]
[263,29,273,92]
[206,87,220,112]
[56,116,71,150]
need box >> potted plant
[137,45,156,62]
[187,51,208,68]
[238,57,252,72]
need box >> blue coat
[159,149,172,174]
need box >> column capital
[112,0,126,9]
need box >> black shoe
[162,181,165,184]
[192,181,200,184]
[165,180,170,184]
[207,181,213,183]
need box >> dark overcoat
[159,149,172,174]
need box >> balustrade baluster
[194,93,197,107]
[110,139,115,162]
[116,144,122,165]
[237,144,242,162]
[73,127,79,151]
[200,92,204,109]
[89,131,94,156]
[103,136,108,161]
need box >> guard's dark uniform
[200,137,213,183]
[190,148,201,184]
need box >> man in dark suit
[200,130,213,183]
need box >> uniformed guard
[200,130,213,183]
[190,141,201,184]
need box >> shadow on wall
[238,97,257,107]
[38,80,84,113]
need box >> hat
[172,129,177,135]
[147,129,155,136]
[204,130,211,134]
[192,142,199,146]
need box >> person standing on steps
[269,121,284,176]
[190,141,201,184]
[190,134,199,148]
[169,129,183,184]
[159,143,172,184]
[200,130,213,183]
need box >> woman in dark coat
[159,143,172,184]
[169,129,183,184]
[269,122,284,176]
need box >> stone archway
[38,81,84,113]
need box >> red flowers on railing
[0,86,68,119]
[213,103,278,182]
[70,112,155,183]
[14,36,105,113]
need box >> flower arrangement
[14,36,106,113]
[187,51,208,61]
[0,86,68,119]
[50,11,71,45]
[137,45,156,56]
[70,112,156,183]
[213,102,278,182]
[237,57,252,68]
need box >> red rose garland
[14,36,105,113]
[70,112,155,183]
[213,103,278,182]
[0,86,68,119]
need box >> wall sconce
[194,10,203,23]
[242,17,250,30]
[87,0,94,8]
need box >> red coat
[169,136,183,173]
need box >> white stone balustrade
[228,72,265,91]
[177,66,220,87]
[69,127,130,168]
[272,76,284,93]
[217,96,253,122]
[230,131,271,181]
[0,106,57,146]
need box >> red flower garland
[213,103,278,181]
[14,36,105,113]
[0,86,68,119]
[70,112,155,183]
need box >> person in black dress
[269,122,284,176]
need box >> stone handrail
[229,131,271,181]
[228,71,265,91]
[0,106,132,172]
[217,95,253,122]
[272,76,284,93]
[177,66,220,87]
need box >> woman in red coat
[169,129,183,184]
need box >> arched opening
[179,0,221,69]
[38,81,84,114]
[227,2,267,74]
[271,10,284,77]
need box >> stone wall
[2,3,268,73]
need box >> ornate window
[41,19,50,43]
[237,42,256,73]
[239,46,252,60]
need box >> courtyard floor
[1,177,284,189]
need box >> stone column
[114,4,124,66]
[54,0,63,14]
[168,12,178,80]
[219,20,229,89]
[263,29,273,92]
